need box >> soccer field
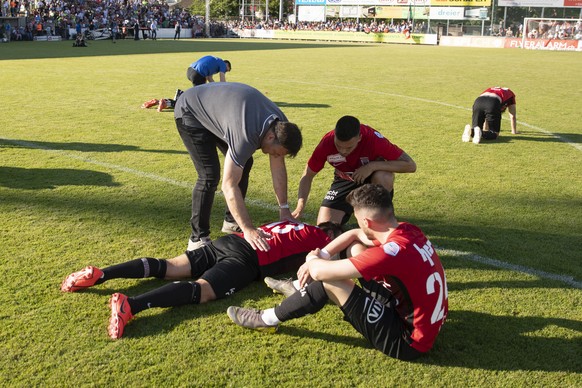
[1,39,581,386]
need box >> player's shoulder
[360,124,388,141]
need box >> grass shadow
[0,137,187,155]
[422,309,582,373]
[273,101,331,108]
[0,39,367,61]
[0,166,121,190]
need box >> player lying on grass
[61,220,342,339]
[227,184,448,361]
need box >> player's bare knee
[198,279,217,303]
[371,171,395,190]
[322,280,355,307]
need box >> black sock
[98,258,167,284]
[274,281,328,322]
[128,281,201,315]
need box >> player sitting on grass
[61,221,342,339]
[227,184,448,361]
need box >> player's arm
[293,165,317,219]
[269,153,297,222]
[307,229,371,260]
[352,151,417,183]
[507,104,518,134]
[206,75,215,82]
[307,257,362,283]
[223,155,270,251]
[218,72,227,82]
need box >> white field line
[0,138,279,211]
[3,136,580,289]
[281,80,582,153]
[437,247,582,289]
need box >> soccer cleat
[108,293,134,339]
[226,306,278,333]
[157,98,169,112]
[473,126,482,144]
[264,277,297,298]
[221,220,242,234]
[187,237,211,251]
[61,266,104,292]
[462,124,472,142]
[141,98,159,109]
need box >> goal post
[521,17,582,51]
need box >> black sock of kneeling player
[128,281,201,315]
[99,257,167,284]
[274,281,328,322]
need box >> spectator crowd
[2,0,581,42]
[1,0,202,41]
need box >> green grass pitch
[0,38,581,386]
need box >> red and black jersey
[307,124,403,181]
[237,221,331,267]
[482,87,516,110]
[349,222,448,353]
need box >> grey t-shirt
[175,82,287,168]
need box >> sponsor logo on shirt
[360,157,370,165]
[373,131,384,139]
[383,242,400,256]
[327,153,346,165]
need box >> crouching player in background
[228,184,448,361]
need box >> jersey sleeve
[348,244,393,280]
[364,126,403,161]
[374,137,403,161]
[307,133,333,173]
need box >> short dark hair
[224,60,231,71]
[334,115,361,141]
[346,184,393,213]
[273,121,302,158]
[317,221,344,239]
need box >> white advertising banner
[326,0,430,5]
[498,0,582,6]
[429,7,465,19]
[498,0,562,6]
[298,5,326,21]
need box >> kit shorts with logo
[340,278,423,361]
[321,175,369,215]
[186,234,260,298]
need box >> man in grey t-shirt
[174,82,303,252]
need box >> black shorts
[472,96,502,134]
[186,67,207,86]
[321,176,362,220]
[341,280,423,361]
[186,235,260,299]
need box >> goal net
[521,18,582,51]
